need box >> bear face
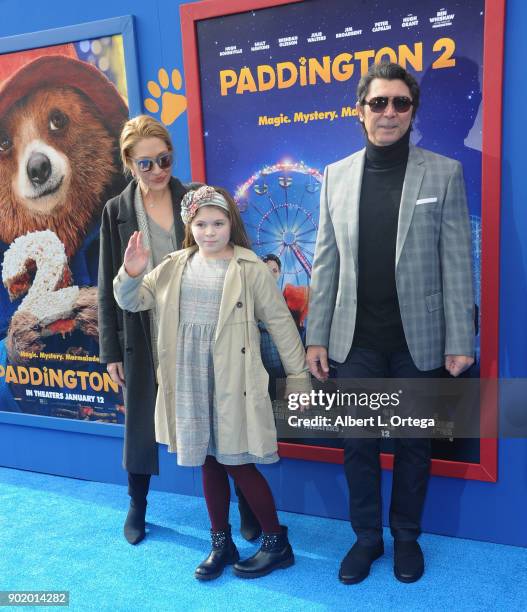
[0,85,125,257]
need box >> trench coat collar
[172,244,258,264]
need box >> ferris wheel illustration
[235,160,323,288]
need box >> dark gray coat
[98,177,187,474]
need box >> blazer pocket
[416,197,438,205]
[414,202,439,215]
[425,291,443,312]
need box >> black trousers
[336,347,443,545]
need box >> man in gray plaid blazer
[307,63,474,584]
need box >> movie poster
[198,0,482,302]
[196,0,484,459]
[0,38,129,421]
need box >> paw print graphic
[144,68,187,126]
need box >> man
[307,63,474,584]
[263,253,282,281]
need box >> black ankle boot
[233,525,294,579]
[124,499,147,545]
[195,525,240,581]
[124,473,150,545]
[235,485,262,541]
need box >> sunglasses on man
[133,152,173,172]
[362,96,414,113]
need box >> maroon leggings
[202,455,280,534]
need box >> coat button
[236,301,243,308]
[241,347,245,354]
[126,347,133,354]
[243,391,246,397]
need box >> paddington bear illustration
[0,53,128,413]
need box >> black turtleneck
[352,130,410,353]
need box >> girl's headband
[181,185,230,224]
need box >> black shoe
[235,486,262,541]
[394,540,424,583]
[195,525,240,581]
[338,541,384,584]
[124,500,147,545]
[124,472,150,545]
[233,525,294,579]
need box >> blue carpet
[0,467,525,612]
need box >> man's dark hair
[356,62,420,118]
[262,253,282,270]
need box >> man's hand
[445,355,474,377]
[307,345,330,381]
[107,361,126,387]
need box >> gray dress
[174,252,279,467]
[147,217,178,267]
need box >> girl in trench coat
[113,185,310,580]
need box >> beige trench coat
[114,245,310,458]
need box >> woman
[98,116,257,545]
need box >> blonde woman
[98,116,257,545]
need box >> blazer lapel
[396,146,425,268]
[347,150,365,273]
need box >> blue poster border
[0,16,142,118]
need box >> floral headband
[180,185,230,224]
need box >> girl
[113,185,310,580]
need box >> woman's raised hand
[123,231,149,277]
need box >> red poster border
[180,0,504,482]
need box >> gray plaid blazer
[306,145,474,371]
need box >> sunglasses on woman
[133,152,173,172]
[363,96,414,113]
